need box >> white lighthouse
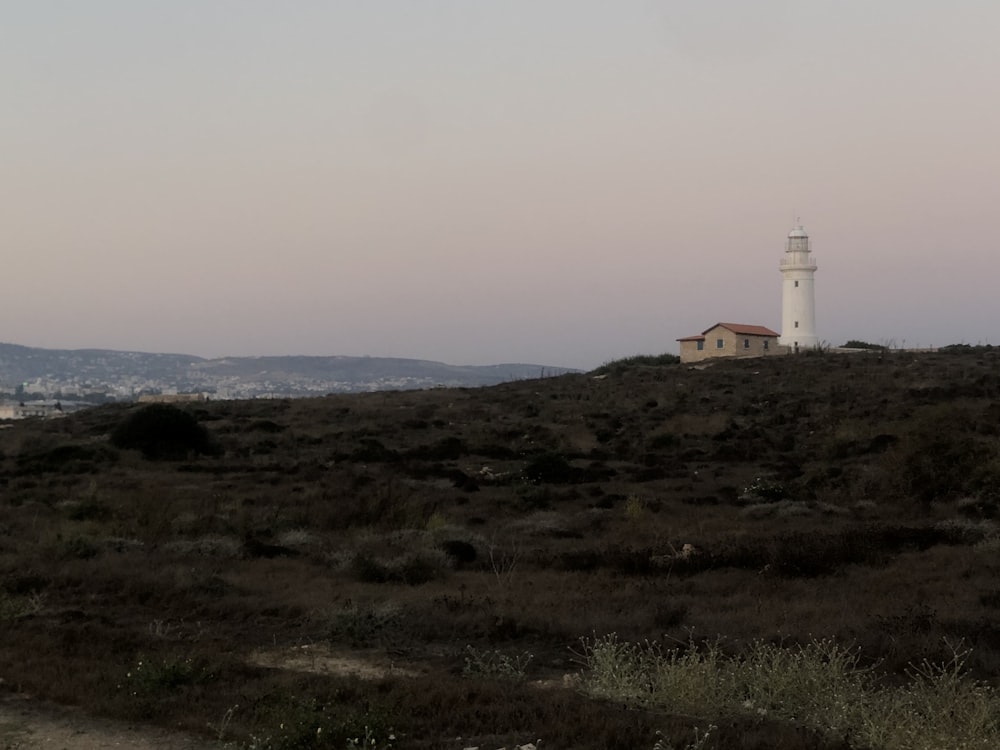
[779,224,819,350]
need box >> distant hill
[0,343,579,400]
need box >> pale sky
[3,2,998,370]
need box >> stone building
[677,323,780,364]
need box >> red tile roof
[676,322,779,341]
[708,322,780,337]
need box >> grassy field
[2,347,1000,749]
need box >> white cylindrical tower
[779,224,819,350]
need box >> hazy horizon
[5,2,998,370]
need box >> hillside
[0,342,577,399]
[2,348,1000,749]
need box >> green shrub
[350,551,447,585]
[844,340,887,350]
[940,343,994,354]
[12,439,119,476]
[462,645,533,681]
[348,438,400,463]
[592,353,680,376]
[249,419,286,433]
[884,405,995,503]
[121,654,206,693]
[110,404,221,460]
[523,452,580,484]
[648,432,679,450]
[64,497,113,521]
[739,476,789,503]
[328,601,401,647]
[406,436,466,460]
[61,535,100,559]
[248,693,396,750]
[652,725,716,750]
[0,590,44,620]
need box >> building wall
[679,326,779,363]
[678,339,710,363]
[780,272,819,348]
[0,404,64,420]
[779,236,819,348]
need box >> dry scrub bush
[580,635,1000,750]
[0,589,44,620]
[350,549,449,585]
[327,600,402,647]
[652,725,716,750]
[462,645,534,680]
[240,692,397,750]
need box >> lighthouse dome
[788,225,808,238]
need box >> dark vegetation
[592,352,680,376]
[2,349,1000,748]
[842,340,887,351]
[110,403,222,459]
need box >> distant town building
[137,393,207,404]
[779,224,819,350]
[677,323,780,363]
[0,402,66,420]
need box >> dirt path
[0,646,417,750]
[0,694,220,750]
[0,646,554,749]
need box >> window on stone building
[716,339,724,349]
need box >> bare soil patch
[0,693,218,750]
[248,644,423,680]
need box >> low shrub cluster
[591,353,680,376]
[15,442,119,474]
[558,523,965,578]
[462,645,534,680]
[581,635,1000,750]
[350,550,449,585]
[327,601,402,647]
[110,404,221,459]
[244,692,397,750]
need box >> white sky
[3,2,998,369]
